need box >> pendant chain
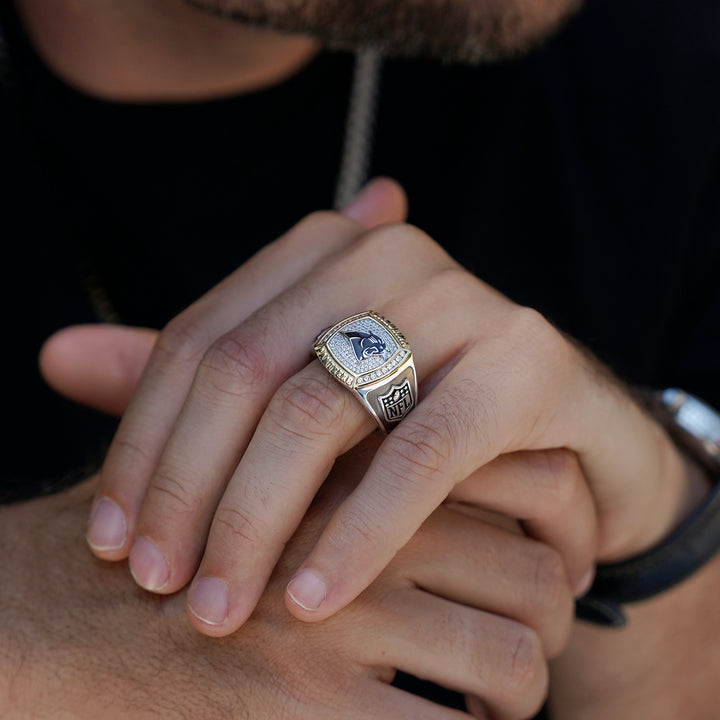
[334,48,383,210]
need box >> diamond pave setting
[315,311,411,389]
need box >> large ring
[314,311,418,433]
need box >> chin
[182,0,584,63]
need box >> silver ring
[314,311,417,433]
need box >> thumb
[39,324,158,416]
[340,177,408,227]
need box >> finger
[359,587,548,720]
[448,450,599,596]
[131,225,457,596]
[285,335,564,621]
[181,272,473,631]
[93,177,408,559]
[340,177,408,228]
[39,325,157,416]
[183,362,371,632]
[395,506,574,658]
[88,210,369,559]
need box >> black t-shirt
[1,0,719,713]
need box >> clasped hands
[43,178,697,715]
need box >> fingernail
[187,577,229,626]
[575,567,596,597]
[286,569,327,611]
[129,536,170,592]
[86,499,127,551]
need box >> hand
[48,180,698,638]
[38,324,582,719]
[3,351,577,720]
[38,324,720,720]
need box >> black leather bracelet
[576,389,720,628]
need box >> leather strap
[577,477,720,627]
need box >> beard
[182,0,583,63]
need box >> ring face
[315,311,417,432]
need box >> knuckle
[384,384,483,486]
[154,313,211,367]
[293,209,356,239]
[456,614,546,717]
[109,433,155,476]
[386,420,450,480]
[300,209,346,227]
[199,332,270,400]
[213,505,265,546]
[522,545,573,652]
[146,464,197,518]
[509,306,569,372]
[499,624,548,714]
[326,505,381,553]
[528,449,580,509]
[423,264,477,296]
[266,374,348,444]
[357,221,441,257]
[508,305,552,340]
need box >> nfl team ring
[314,311,417,433]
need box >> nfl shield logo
[379,378,414,424]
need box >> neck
[16,0,320,102]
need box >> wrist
[578,389,718,627]
[640,420,713,551]
[597,395,713,563]
[635,387,719,550]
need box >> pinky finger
[448,449,599,596]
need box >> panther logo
[341,330,387,362]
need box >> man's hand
[37,297,720,720]
[43,180,701,638]
[0,453,577,720]
[34,319,579,719]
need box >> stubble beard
[182,0,583,63]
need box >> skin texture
[37,318,720,720]
[16,0,582,102]
[16,0,320,101]
[0,450,574,720]
[73,186,705,640]
[181,0,583,63]
[10,3,720,717]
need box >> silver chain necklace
[334,48,383,210]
